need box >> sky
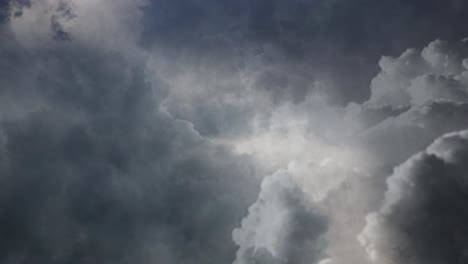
[0,0,468,263]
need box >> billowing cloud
[367,39,468,107]
[2,1,468,264]
[0,1,261,263]
[359,130,468,264]
[232,171,327,264]
[141,0,468,104]
[333,39,468,172]
[227,38,468,264]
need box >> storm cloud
[1,0,468,264]
[0,1,260,263]
[359,130,468,264]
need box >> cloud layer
[1,1,468,264]
[0,1,260,263]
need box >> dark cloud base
[0,29,260,263]
[142,0,468,104]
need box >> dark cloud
[136,1,468,140]
[0,26,260,264]
[360,130,468,264]
[50,0,74,41]
[142,0,468,104]
[3,1,468,264]
[0,0,30,23]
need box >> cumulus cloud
[408,74,468,105]
[330,39,468,174]
[3,1,468,264]
[141,0,468,104]
[241,38,468,264]
[367,39,468,107]
[339,39,468,264]
[359,130,468,264]
[232,171,327,264]
[226,38,468,264]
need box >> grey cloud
[221,36,468,264]
[0,15,260,264]
[142,0,468,104]
[151,45,321,138]
[144,12,468,139]
[50,0,74,41]
[367,39,468,107]
[408,73,468,105]
[367,48,429,106]
[360,100,468,166]
[4,1,468,264]
[306,39,468,263]
[356,39,468,168]
[0,0,30,23]
[232,171,327,264]
[359,130,468,264]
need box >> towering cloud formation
[367,39,468,107]
[356,39,468,168]
[333,39,468,264]
[359,130,468,264]
[234,39,468,264]
[1,1,468,264]
[232,171,327,264]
